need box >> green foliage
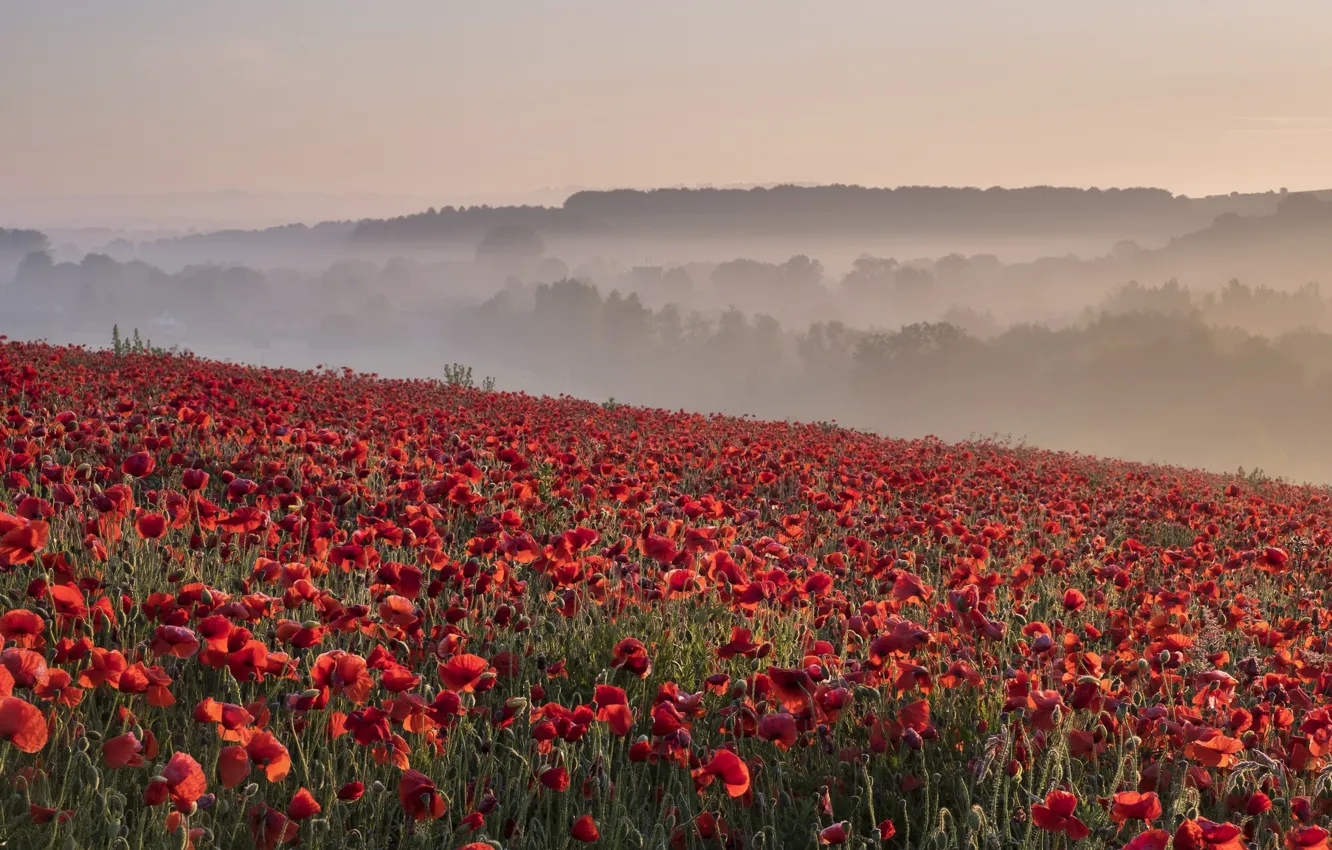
[443,362,496,391]
[442,362,473,388]
[110,324,191,358]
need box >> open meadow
[0,340,1330,849]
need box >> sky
[4,1,1332,202]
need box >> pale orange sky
[3,1,1332,200]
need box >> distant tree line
[349,184,1314,244]
[441,279,1332,483]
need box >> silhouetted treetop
[0,228,50,258]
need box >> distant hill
[348,184,1331,245]
[13,184,1332,273]
[1116,190,1332,288]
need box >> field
[2,339,1331,850]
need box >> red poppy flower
[819,822,850,845]
[425,690,464,726]
[1,647,48,689]
[572,814,600,842]
[244,731,291,782]
[337,781,365,801]
[757,712,799,750]
[766,666,815,711]
[0,513,48,567]
[693,749,750,798]
[1185,734,1244,769]
[121,452,156,478]
[226,640,270,683]
[1031,790,1090,840]
[1111,791,1163,825]
[438,654,495,693]
[540,766,571,792]
[29,804,73,824]
[103,732,145,768]
[1289,827,1331,850]
[345,705,392,745]
[47,584,87,621]
[248,804,299,850]
[0,609,45,648]
[148,752,206,810]
[611,638,653,678]
[135,513,168,540]
[218,745,251,788]
[181,469,210,491]
[1123,830,1171,850]
[310,650,373,705]
[1175,819,1245,850]
[1244,793,1272,816]
[287,787,321,820]
[398,770,446,821]
[151,625,201,659]
[77,647,127,688]
[0,696,47,752]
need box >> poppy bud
[903,728,924,750]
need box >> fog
[7,185,1332,483]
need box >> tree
[780,255,823,289]
[662,267,694,296]
[534,256,569,281]
[1276,192,1326,219]
[0,228,50,261]
[840,256,898,300]
[476,225,545,261]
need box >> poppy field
[4,339,1332,850]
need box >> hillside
[2,340,1330,848]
